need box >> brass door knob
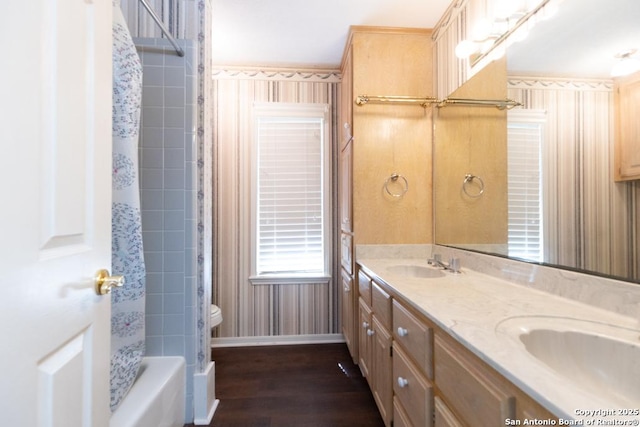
[94,269,125,295]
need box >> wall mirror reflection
[434,0,640,283]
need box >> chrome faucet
[428,254,461,273]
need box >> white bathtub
[110,357,185,427]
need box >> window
[507,110,546,262]
[250,103,331,284]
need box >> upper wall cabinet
[341,26,435,246]
[338,25,435,369]
[615,70,640,181]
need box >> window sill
[249,274,332,286]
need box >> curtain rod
[138,0,185,57]
[355,94,522,110]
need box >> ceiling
[211,0,453,69]
[507,0,640,78]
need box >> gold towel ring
[384,173,408,198]
[463,174,484,198]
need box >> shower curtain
[110,0,145,412]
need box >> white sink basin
[496,315,640,406]
[385,264,445,278]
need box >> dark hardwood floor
[185,343,384,427]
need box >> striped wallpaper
[508,77,639,281]
[212,73,341,341]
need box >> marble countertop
[357,256,640,421]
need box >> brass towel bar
[355,94,521,110]
[355,95,438,107]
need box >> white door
[0,1,113,426]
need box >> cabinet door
[394,344,434,427]
[358,297,373,379]
[435,397,463,427]
[340,231,353,274]
[339,138,353,232]
[371,315,393,427]
[341,268,356,360]
[340,46,353,152]
[615,70,640,181]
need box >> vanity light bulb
[455,40,478,59]
[472,18,493,41]
[611,57,640,77]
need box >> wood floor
[185,343,384,427]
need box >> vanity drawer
[434,397,463,427]
[371,281,391,330]
[393,343,433,427]
[393,397,413,427]
[358,269,372,306]
[434,334,515,427]
[393,300,433,379]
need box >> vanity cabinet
[433,328,557,426]
[392,299,434,427]
[356,263,559,427]
[341,269,356,358]
[434,333,515,426]
[358,270,393,426]
[358,269,372,378]
[614,70,640,181]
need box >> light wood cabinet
[614,70,640,181]
[340,269,356,359]
[357,263,559,427]
[393,299,433,379]
[432,329,557,427]
[393,343,434,427]
[358,272,393,426]
[358,296,372,380]
[434,334,516,426]
[434,397,463,427]
[338,27,434,368]
[371,315,393,425]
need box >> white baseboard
[193,361,219,425]
[211,333,345,348]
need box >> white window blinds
[507,111,545,262]
[252,104,329,280]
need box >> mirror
[434,0,640,283]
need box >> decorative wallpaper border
[508,76,613,92]
[212,68,341,83]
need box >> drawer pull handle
[397,377,409,388]
[362,321,369,329]
[397,327,408,337]
[367,329,375,336]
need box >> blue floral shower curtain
[110,0,145,412]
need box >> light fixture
[611,49,640,77]
[455,0,550,61]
